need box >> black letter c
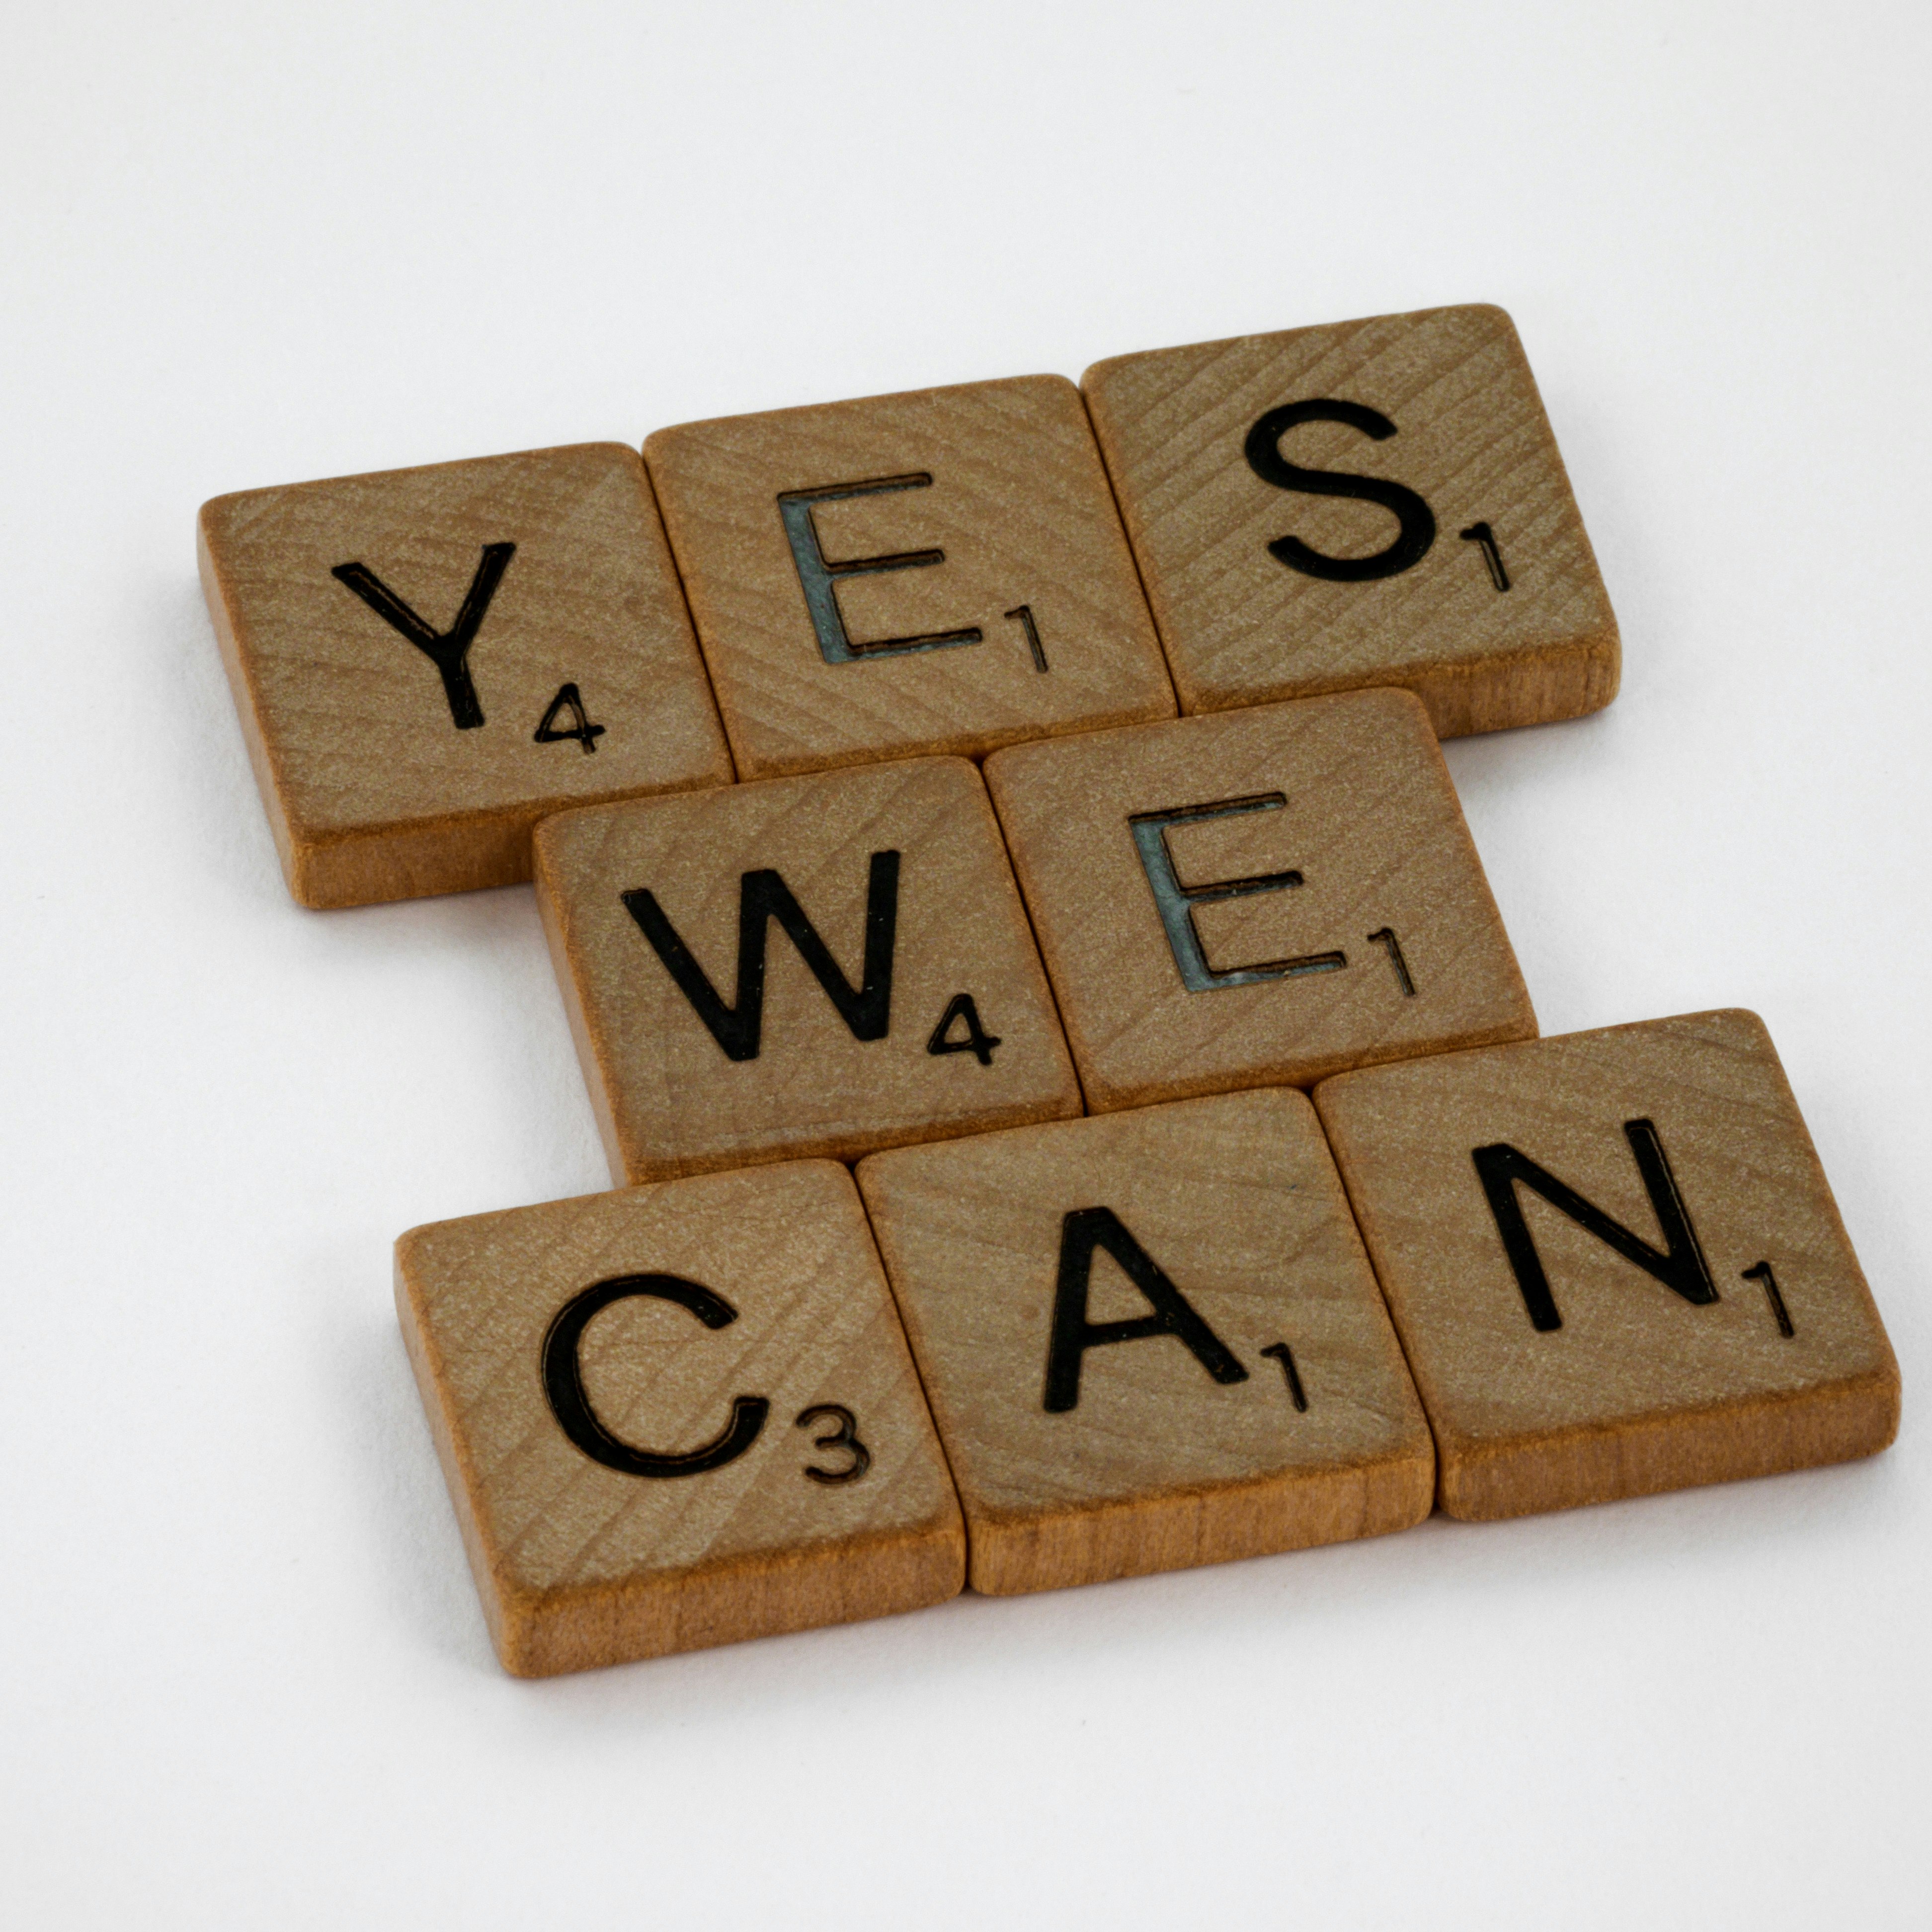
[1244,399,1436,582]
[540,1273,769,1477]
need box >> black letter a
[1043,1207,1249,1413]
[1472,1118,1718,1333]
[622,851,899,1062]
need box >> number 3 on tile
[796,1404,872,1484]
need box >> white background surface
[4,2,1928,1924]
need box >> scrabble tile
[1082,305,1619,735]
[982,689,1536,1111]
[535,755,1082,1183]
[1313,1010,1901,1521]
[643,375,1176,779]
[856,1088,1435,1595]
[199,443,732,908]
[395,1160,965,1676]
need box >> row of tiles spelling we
[398,1013,1900,1678]
[200,305,1619,909]
[536,691,1533,1179]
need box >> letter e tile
[198,443,732,907]
[644,376,1176,778]
[857,1089,1434,1595]
[1083,306,1618,734]
[1313,1010,1901,1519]
[395,1161,965,1674]
[983,689,1536,1110]
[535,756,1081,1182]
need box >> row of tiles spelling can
[398,1014,1900,1677]
[199,305,1619,909]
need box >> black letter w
[1472,1118,1718,1333]
[621,851,899,1062]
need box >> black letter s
[1244,400,1436,582]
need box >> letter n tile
[1313,1010,1901,1520]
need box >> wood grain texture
[1082,305,1619,735]
[1313,1010,1901,1520]
[982,690,1536,1111]
[856,1089,1434,1595]
[199,443,732,907]
[644,375,1175,779]
[535,755,1082,1183]
[395,1161,965,1676]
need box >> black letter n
[1472,1118,1718,1333]
[1043,1207,1248,1413]
[621,851,899,1062]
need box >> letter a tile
[644,376,1176,779]
[857,1089,1435,1595]
[199,444,732,907]
[535,756,1082,1182]
[396,1161,965,1675]
[1083,306,1619,735]
[983,689,1536,1110]
[1313,1011,1901,1520]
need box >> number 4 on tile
[535,682,606,753]
[927,992,1001,1066]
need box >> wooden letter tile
[535,755,1082,1182]
[199,443,732,907]
[1083,306,1619,735]
[1313,1010,1901,1520]
[396,1160,965,1675]
[856,1089,1435,1595]
[643,376,1176,779]
[982,689,1536,1111]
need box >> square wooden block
[643,375,1176,779]
[982,689,1536,1111]
[535,755,1082,1182]
[396,1160,965,1675]
[1083,305,1619,735]
[1313,1010,1901,1521]
[857,1088,1435,1595]
[199,443,732,907]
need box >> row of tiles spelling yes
[535,690,1536,1182]
[199,305,1620,909]
[398,1013,1899,1678]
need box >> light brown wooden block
[856,1089,1435,1595]
[1313,1010,1901,1521]
[1083,306,1619,735]
[395,1160,965,1676]
[535,755,1082,1183]
[982,689,1536,1111]
[643,376,1176,779]
[199,443,732,907]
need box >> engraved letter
[1043,1207,1249,1412]
[331,541,515,728]
[1245,401,1435,582]
[541,1273,769,1477]
[776,475,982,664]
[1129,794,1346,992]
[1472,1119,1719,1333]
[622,851,899,1061]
